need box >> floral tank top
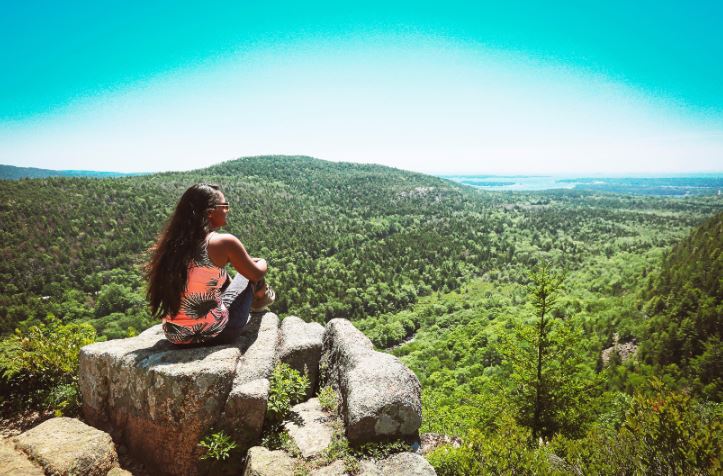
[162,235,229,344]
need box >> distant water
[440,174,723,196]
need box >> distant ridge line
[0,164,145,180]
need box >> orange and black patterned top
[162,236,229,344]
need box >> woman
[145,183,275,345]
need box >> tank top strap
[193,233,217,268]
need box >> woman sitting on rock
[145,183,275,345]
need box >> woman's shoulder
[206,232,244,268]
[208,232,244,248]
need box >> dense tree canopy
[1,156,721,473]
[640,211,722,399]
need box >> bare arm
[215,234,267,282]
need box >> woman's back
[162,234,229,344]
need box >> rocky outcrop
[278,316,325,398]
[321,319,422,444]
[12,417,119,476]
[600,333,638,366]
[78,314,427,475]
[245,390,434,476]
[419,433,462,455]
[79,312,278,476]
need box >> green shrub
[318,386,338,413]
[0,317,96,410]
[45,382,81,417]
[427,416,552,476]
[266,363,309,424]
[549,379,722,475]
[321,422,359,475]
[619,379,721,475]
[260,428,301,457]
[198,430,238,461]
[351,440,408,460]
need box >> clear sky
[1,1,722,175]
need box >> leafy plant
[260,428,301,457]
[322,422,360,475]
[427,415,553,476]
[266,363,309,424]
[351,440,409,460]
[0,317,96,410]
[318,386,338,413]
[548,379,722,475]
[619,378,721,474]
[198,430,238,461]
[45,381,80,417]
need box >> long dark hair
[146,183,222,318]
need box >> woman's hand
[252,258,268,275]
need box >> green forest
[1,156,721,474]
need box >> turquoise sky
[1,1,722,174]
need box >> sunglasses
[214,202,230,208]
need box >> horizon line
[2,160,722,178]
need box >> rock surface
[419,433,462,455]
[79,312,278,476]
[0,438,44,476]
[13,417,118,476]
[601,333,638,366]
[378,452,436,475]
[107,468,134,476]
[310,460,348,476]
[284,398,335,459]
[243,446,296,476]
[309,453,435,476]
[220,312,279,450]
[321,319,422,444]
[278,316,325,398]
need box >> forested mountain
[1,155,721,474]
[641,211,722,399]
[0,164,136,180]
[2,156,718,339]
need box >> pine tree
[501,263,594,442]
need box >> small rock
[419,433,462,454]
[107,468,134,476]
[322,319,422,444]
[378,452,436,475]
[243,446,296,476]
[284,398,334,459]
[310,459,384,476]
[310,459,347,476]
[278,316,324,398]
[221,378,270,450]
[360,460,384,475]
[13,417,118,476]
